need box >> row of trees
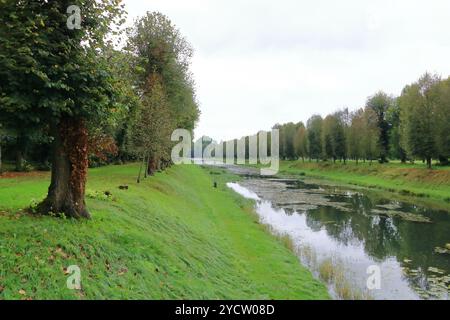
[275,73,450,168]
[0,1,199,218]
[126,12,200,181]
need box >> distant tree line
[274,73,450,169]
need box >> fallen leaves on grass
[55,247,69,259]
[118,268,128,276]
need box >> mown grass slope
[0,164,328,300]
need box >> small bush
[86,190,113,201]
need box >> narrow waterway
[226,171,450,300]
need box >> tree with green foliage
[347,109,365,164]
[127,12,199,130]
[105,48,143,164]
[399,73,440,169]
[386,99,407,162]
[129,74,173,181]
[307,115,323,162]
[293,122,308,162]
[322,115,336,161]
[362,107,380,164]
[127,12,200,173]
[366,91,393,163]
[435,77,450,165]
[322,112,347,163]
[0,0,126,218]
[332,111,347,163]
[281,122,297,160]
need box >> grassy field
[276,160,450,210]
[0,164,329,300]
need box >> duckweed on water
[434,247,450,255]
[370,209,432,223]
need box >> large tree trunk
[144,153,149,179]
[15,149,24,172]
[426,157,432,169]
[438,156,449,166]
[38,118,90,219]
[147,155,158,176]
[0,143,2,175]
[137,153,146,183]
[157,157,162,172]
[14,133,28,172]
[400,152,407,163]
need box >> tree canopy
[0,3,199,218]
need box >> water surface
[227,175,450,300]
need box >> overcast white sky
[124,0,450,141]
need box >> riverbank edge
[269,161,450,213]
[222,167,375,300]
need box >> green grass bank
[0,164,328,300]
[276,160,450,210]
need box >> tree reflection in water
[234,177,450,299]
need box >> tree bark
[438,156,449,166]
[137,153,145,183]
[38,118,90,219]
[0,143,2,175]
[15,149,24,172]
[144,153,149,179]
[400,154,407,163]
[147,155,158,176]
[14,133,28,172]
[157,157,162,172]
[427,157,432,169]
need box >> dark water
[227,176,450,300]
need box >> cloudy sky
[124,0,450,141]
